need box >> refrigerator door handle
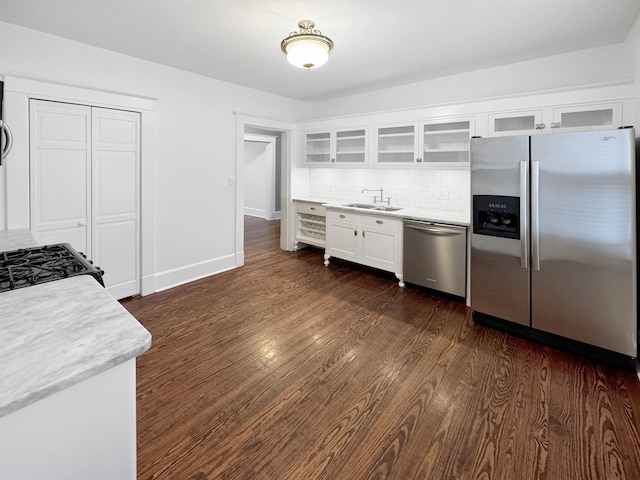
[0,120,14,163]
[531,161,540,271]
[519,161,528,269]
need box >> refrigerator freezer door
[470,136,531,326]
[530,129,637,356]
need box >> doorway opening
[243,133,279,221]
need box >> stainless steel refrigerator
[470,128,637,365]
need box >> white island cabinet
[324,208,404,286]
[0,271,151,480]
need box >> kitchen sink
[341,203,403,212]
[342,203,377,209]
[373,206,403,211]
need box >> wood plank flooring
[122,216,640,480]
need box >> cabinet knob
[354,229,357,236]
[363,231,365,238]
[416,158,423,163]
[339,214,346,219]
[310,207,316,210]
[331,158,336,162]
[534,123,546,129]
[550,122,561,129]
[376,220,383,224]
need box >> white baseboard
[153,253,237,293]
[244,207,266,218]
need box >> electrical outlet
[437,190,449,200]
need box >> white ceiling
[1,0,639,102]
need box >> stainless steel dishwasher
[403,220,467,297]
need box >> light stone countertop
[293,197,470,227]
[0,228,40,251]
[0,229,152,418]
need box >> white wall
[301,42,636,121]
[244,141,268,218]
[0,21,304,290]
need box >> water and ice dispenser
[472,195,520,239]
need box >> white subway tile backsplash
[309,167,471,213]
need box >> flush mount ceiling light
[280,20,334,69]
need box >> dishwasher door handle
[405,224,464,236]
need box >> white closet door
[92,108,140,299]
[30,100,91,254]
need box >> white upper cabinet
[305,131,331,164]
[373,116,474,166]
[550,102,623,132]
[488,110,545,136]
[421,118,473,164]
[487,102,623,136]
[305,127,368,165]
[374,123,419,164]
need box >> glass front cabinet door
[374,118,473,166]
[420,118,474,164]
[488,110,545,136]
[374,123,420,164]
[305,128,368,165]
[550,102,623,132]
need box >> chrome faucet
[361,187,391,204]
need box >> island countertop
[0,228,40,251]
[0,273,152,418]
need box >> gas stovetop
[0,243,104,293]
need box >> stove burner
[0,244,104,293]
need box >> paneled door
[29,101,91,253]
[92,108,140,299]
[30,100,140,299]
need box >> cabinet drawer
[361,214,401,231]
[327,209,359,224]
[295,201,326,216]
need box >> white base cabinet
[324,209,404,286]
[293,200,326,249]
[0,360,138,480]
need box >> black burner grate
[0,243,104,292]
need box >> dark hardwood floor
[123,216,640,480]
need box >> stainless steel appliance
[403,220,467,297]
[470,128,637,367]
[0,80,14,165]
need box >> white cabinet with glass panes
[373,123,419,164]
[421,118,473,164]
[374,117,473,166]
[304,128,368,165]
[488,102,623,136]
[550,102,623,132]
[488,110,545,136]
[305,131,331,164]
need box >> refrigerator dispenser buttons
[472,195,520,239]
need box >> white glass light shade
[285,38,330,69]
[281,20,334,70]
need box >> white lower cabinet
[324,209,404,286]
[293,200,326,249]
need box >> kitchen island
[0,229,151,480]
